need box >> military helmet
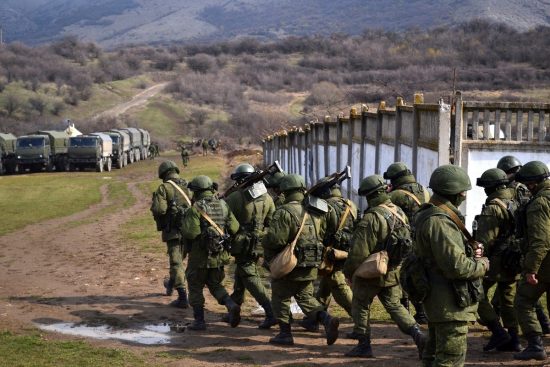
[279,174,306,192]
[515,161,550,183]
[476,168,509,188]
[188,175,213,191]
[429,165,472,195]
[265,171,285,188]
[383,162,411,180]
[158,160,179,179]
[358,175,387,197]
[230,163,255,181]
[497,155,522,173]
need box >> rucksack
[150,179,191,232]
[370,204,413,267]
[399,252,430,303]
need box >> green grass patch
[0,173,104,235]
[0,330,152,367]
[132,97,186,139]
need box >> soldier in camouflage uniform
[497,156,550,335]
[384,162,430,324]
[415,165,488,366]
[181,146,189,167]
[181,175,241,330]
[474,168,520,352]
[513,161,550,361]
[343,175,426,358]
[225,163,277,329]
[265,171,285,207]
[262,174,340,346]
[150,161,191,308]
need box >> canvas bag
[269,212,309,279]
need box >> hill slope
[1,0,550,47]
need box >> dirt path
[96,82,169,118]
[0,162,547,366]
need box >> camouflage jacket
[181,190,239,269]
[414,194,486,322]
[325,195,357,270]
[389,179,430,224]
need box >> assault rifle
[307,166,351,196]
[221,160,283,199]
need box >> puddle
[251,298,304,315]
[35,322,182,345]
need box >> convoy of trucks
[0,127,151,174]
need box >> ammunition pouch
[451,278,483,308]
[202,227,230,255]
[295,242,324,268]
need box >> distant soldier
[225,163,277,329]
[148,144,156,159]
[202,139,208,156]
[513,161,550,361]
[383,162,430,324]
[181,175,240,330]
[343,175,425,358]
[474,168,520,352]
[415,165,488,366]
[262,174,340,346]
[181,146,189,167]
[150,161,191,308]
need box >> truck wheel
[96,160,104,173]
[117,155,123,169]
[106,158,112,172]
[129,151,134,164]
[46,162,54,172]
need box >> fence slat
[472,110,479,140]
[483,109,490,140]
[516,110,523,141]
[528,110,534,142]
[540,111,547,143]
[505,110,512,141]
[495,110,501,140]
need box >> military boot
[163,278,174,296]
[412,301,429,325]
[345,331,361,340]
[513,334,547,361]
[483,320,511,351]
[408,324,427,359]
[535,303,550,334]
[170,287,189,309]
[317,310,339,345]
[345,335,373,358]
[188,306,206,331]
[222,295,241,328]
[497,327,522,352]
[258,302,278,330]
[269,322,294,346]
[298,316,319,332]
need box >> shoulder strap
[166,180,192,207]
[291,212,309,247]
[194,204,225,236]
[430,198,473,242]
[378,203,408,226]
[489,197,508,212]
[396,189,421,205]
[423,188,430,203]
[336,201,353,231]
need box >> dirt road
[95,82,169,118]
[0,157,546,366]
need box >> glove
[476,256,490,271]
[326,247,336,262]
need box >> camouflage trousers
[167,239,186,289]
[186,266,229,307]
[316,270,352,316]
[271,279,324,324]
[515,277,550,336]
[477,279,517,329]
[351,279,416,338]
[231,261,271,306]
[422,321,468,367]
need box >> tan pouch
[269,212,308,279]
[353,250,389,279]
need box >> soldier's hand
[526,273,538,285]
[476,256,490,271]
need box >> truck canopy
[0,133,17,154]
[122,128,142,148]
[91,133,113,157]
[36,130,70,155]
[110,129,131,151]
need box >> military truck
[103,131,128,169]
[121,128,144,163]
[67,133,113,172]
[137,128,151,160]
[15,130,70,172]
[0,133,17,174]
[110,129,132,165]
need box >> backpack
[150,179,190,232]
[369,204,413,267]
[399,252,430,303]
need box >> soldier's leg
[205,267,241,327]
[167,239,186,289]
[328,270,353,316]
[270,279,297,345]
[237,262,276,329]
[432,321,469,367]
[496,280,521,352]
[316,275,332,309]
[421,324,436,367]
[186,267,207,330]
[535,297,550,334]
[477,278,510,350]
[477,278,498,325]
[346,279,378,357]
[231,264,246,305]
[515,278,547,337]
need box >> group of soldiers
[150,155,550,366]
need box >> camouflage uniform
[226,186,276,328]
[344,175,424,358]
[181,148,189,167]
[181,176,240,330]
[415,165,487,367]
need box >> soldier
[300,179,356,333]
[181,146,189,167]
[265,171,286,207]
[262,174,340,346]
[202,139,208,156]
[224,163,277,329]
[474,168,520,352]
[150,161,191,308]
[497,156,550,334]
[414,165,488,366]
[513,161,550,361]
[180,175,240,330]
[384,162,430,324]
[343,175,425,358]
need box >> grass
[0,330,153,367]
[131,97,186,139]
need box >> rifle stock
[307,166,351,196]
[221,161,282,198]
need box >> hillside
[1,0,550,47]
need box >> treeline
[1,20,549,140]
